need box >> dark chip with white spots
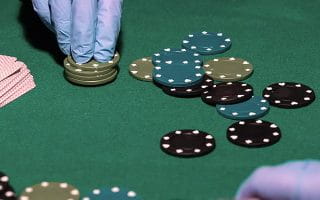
[0,172,17,200]
[227,120,281,148]
[160,129,215,157]
[0,172,9,194]
[201,82,253,105]
[263,82,315,109]
[0,186,17,200]
[161,75,214,98]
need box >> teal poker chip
[82,186,142,200]
[216,96,270,120]
[152,62,205,87]
[182,31,232,55]
[152,48,202,66]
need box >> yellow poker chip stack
[63,52,120,86]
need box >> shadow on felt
[17,0,123,66]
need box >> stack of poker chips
[0,172,17,200]
[0,55,36,108]
[63,52,120,86]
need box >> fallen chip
[129,57,154,81]
[82,186,142,200]
[182,31,232,55]
[152,48,202,66]
[201,82,254,105]
[203,57,253,82]
[19,182,80,200]
[227,120,281,148]
[263,82,316,109]
[160,129,215,157]
[216,96,270,120]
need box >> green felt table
[0,0,319,199]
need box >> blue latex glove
[31,0,122,63]
[236,160,320,200]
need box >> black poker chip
[161,75,214,98]
[160,129,215,157]
[0,172,9,194]
[201,82,253,105]
[0,172,17,200]
[0,186,17,200]
[263,82,316,109]
[226,120,281,148]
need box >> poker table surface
[1,0,319,199]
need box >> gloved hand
[236,160,320,200]
[31,0,122,64]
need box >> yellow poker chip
[129,57,154,81]
[204,57,253,82]
[19,182,80,200]
[67,52,120,71]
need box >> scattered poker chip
[67,52,120,71]
[161,75,214,98]
[203,57,253,82]
[182,31,232,55]
[129,57,154,81]
[152,62,205,88]
[216,96,270,120]
[0,185,17,200]
[227,120,281,148]
[160,129,215,157]
[201,82,254,105]
[0,172,9,193]
[152,48,202,66]
[19,182,80,200]
[263,82,316,109]
[82,186,142,200]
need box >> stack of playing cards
[0,55,36,108]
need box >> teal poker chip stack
[216,96,270,120]
[152,48,205,87]
[182,31,232,55]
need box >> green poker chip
[216,96,270,120]
[152,62,205,87]
[152,48,202,66]
[182,31,232,55]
